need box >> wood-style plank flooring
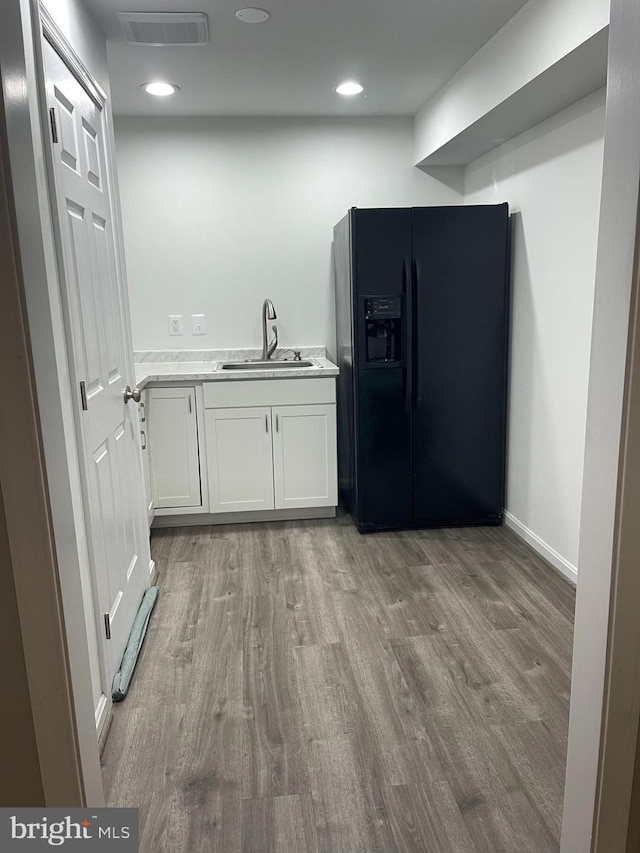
[102,513,575,853]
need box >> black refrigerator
[333,204,510,532]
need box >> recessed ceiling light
[336,81,364,96]
[142,82,179,97]
[236,8,270,23]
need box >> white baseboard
[95,692,111,738]
[97,699,114,756]
[503,511,578,586]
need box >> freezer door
[356,367,413,527]
[412,204,510,523]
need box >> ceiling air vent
[118,12,209,46]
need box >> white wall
[114,116,463,355]
[465,89,605,578]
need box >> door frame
[0,48,85,810]
[590,172,640,849]
[560,0,640,849]
[592,187,640,851]
[0,0,103,805]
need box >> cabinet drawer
[203,377,335,409]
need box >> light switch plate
[192,314,206,335]
[168,314,183,335]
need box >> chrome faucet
[261,298,278,360]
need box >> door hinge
[79,380,88,411]
[103,613,111,640]
[49,107,58,144]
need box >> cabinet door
[272,404,337,509]
[205,407,275,513]
[139,393,154,525]
[148,386,201,508]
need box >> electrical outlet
[168,315,183,336]
[191,314,206,336]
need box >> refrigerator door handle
[405,255,413,413]
[412,254,421,405]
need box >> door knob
[124,385,141,403]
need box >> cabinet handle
[265,414,269,433]
[140,401,146,423]
[141,429,147,450]
[276,414,279,432]
[188,394,192,414]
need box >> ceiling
[85,0,531,117]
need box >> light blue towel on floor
[112,586,159,702]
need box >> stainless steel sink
[219,359,317,370]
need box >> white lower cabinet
[143,377,337,521]
[272,405,337,509]
[148,386,202,509]
[205,407,275,513]
[203,378,338,516]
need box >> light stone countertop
[134,349,338,389]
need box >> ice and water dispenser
[364,297,403,363]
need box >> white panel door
[272,404,338,509]
[44,43,150,685]
[148,386,201,509]
[205,407,275,513]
